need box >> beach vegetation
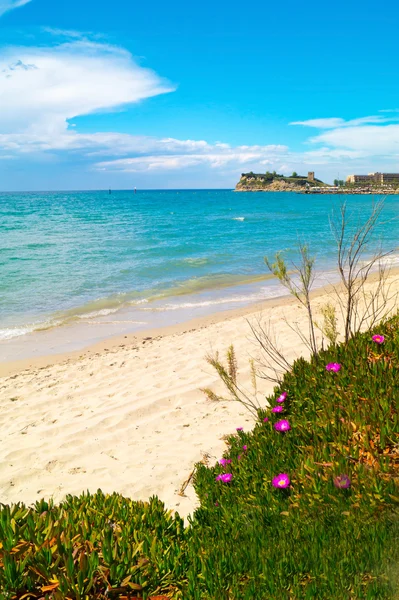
[330,199,397,343]
[201,346,262,419]
[265,244,318,356]
[1,316,399,598]
[252,199,397,383]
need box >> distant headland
[235,170,399,194]
[235,171,328,192]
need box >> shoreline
[2,266,398,378]
[0,289,294,377]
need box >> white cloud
[0,40,174,137]
[0,0,31,17]
[95,145,289,171]
[291,115,397,129]
[291,118,346,129]
[289,116,399,173]
[308,124,399,155]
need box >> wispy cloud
[95,145,289,172]
[291,115,398,129]
[0,0,32,17]
[309,124,399,155]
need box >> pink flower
[242,445,248,451]
[276,392,287,403]
[372,334,385,344]
[236,427,243,432]
[263,417,269,422]
[326,362,341,372]
[271,405,283,413]
[274,419,291,432]
[238,455,242,460]
[216,473,232,483]
[333,474,351,489]
[272,473,290,489]
[219,458,232,467]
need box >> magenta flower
[216,473,232,483]
[236,427,243,432]
[242,445,248,451]
[277,392,287,403]
[238,454,242,460]
[219,458,232,467]
[271,405,283,413]
[272,474,290,489]
[274,419,291,432]
[372,334,385,344]
[263,417,269,422]
[326,362,341,372]
[333,474,351,489]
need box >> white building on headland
[346,172,399,185]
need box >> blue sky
[1,0,399,189]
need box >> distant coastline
[235,171,399,194]
[301,187,399,195]
[237,187,399,195]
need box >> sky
[1,0,399,190]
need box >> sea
[1,189,398,358]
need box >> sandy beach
[1,271,398,520]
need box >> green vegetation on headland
[235,171,329,192]
[1,318,399,598]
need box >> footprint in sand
[45,460,58,472]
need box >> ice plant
[236,427,243,432]
[326,362,341,372]
[272,474,290,489]
[271,405,283,413]
[219,458,231,467]
[276,392,287,403]
[216,473,233,483]
[372,334,385,344]
[274,419,291,432]
[242,445,247,451]
[333,474,351,489]
[263,417,269,422]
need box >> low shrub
[189,316,399,598]
[0,493,188,599]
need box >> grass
[1,316,399,599]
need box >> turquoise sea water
[1,189,398,342]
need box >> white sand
[1,273,398,519]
